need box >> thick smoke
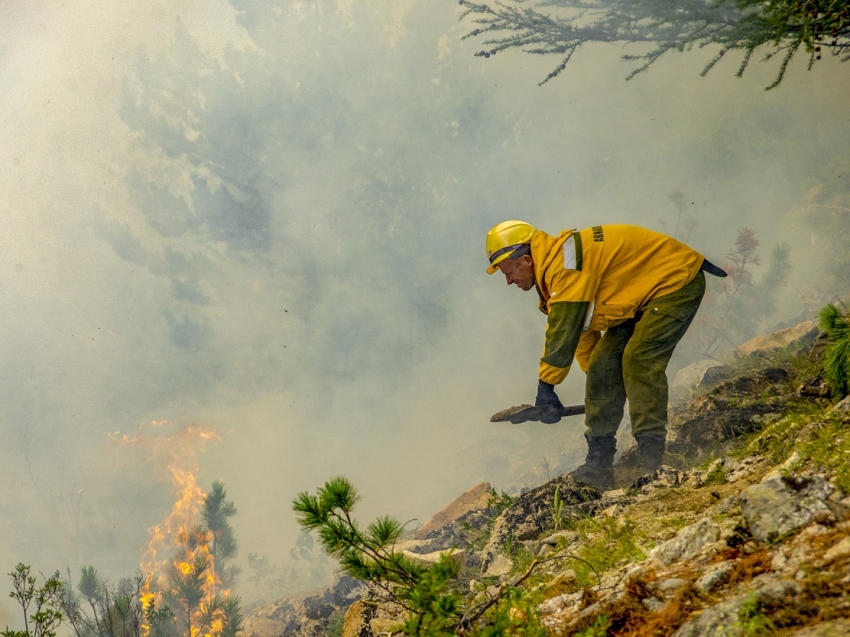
[0,0,848,612]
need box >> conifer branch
[460,0,850,88]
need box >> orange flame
[113,421,228,637]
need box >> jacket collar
[531,229,573,301]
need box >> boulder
[480,475,599,570]
[651,577,690,599]
[672,360,728,390]
[822,536,850,564]
[739,473,836,543]
[733,321,818,358]
[695,560,735,593]
[401,548,466,576]
[369,618,399,635]
[538,530,580,548]
[243,574,365,637]
[671,594,746,637]
[649,517,721,565]
[413,482,491,540]
[341,601,373,637]
[698,364,734,389]
[484,553,513,577]
[673,576,801,637]
[406,508,492,556]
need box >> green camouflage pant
[585,270,706,439]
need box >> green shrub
[819,303,850,398]
[293,476,545,637]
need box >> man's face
[498,254,535,291]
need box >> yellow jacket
[533,225,704,385]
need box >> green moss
[798,414,850,494]
[324,610,345,637]
[702,461,728,486]
[735,404,822,464]
[572,615,610,637]
[507,545,537,578]
[554,517,646,588]
[735,592,778,635]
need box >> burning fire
[112,421,228,637]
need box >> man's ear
[521,254,534,267]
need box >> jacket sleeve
[574,330,601,373]
[538,300,590,385]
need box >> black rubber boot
[614,434,667,487]
[635,434,666,473]
[570,434,616,492]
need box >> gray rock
[672,595,746,637]
[341,601,372,637]
[827,394,850,417]
[402,548,466,576]
[409,506,493,555]
[484,553,513,577]
[538,530,579,548]
[822,536,850,564]
[642,597,667,612]
[543,569,577,591]
[713,494,741,515]
[739,474,836,543]
[481,474,599,570]
[652,577,690,599]
[244,574,366,637]
[673,576,800,637]
[750,573,802,601]
[650,517,721,565]
[698,365,734,389]
[695,561,735,593]
[733,321,818,358]
[537,590,584,617]
[673,360,727,390]
[413,482,492,539]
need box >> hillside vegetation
[270,312,850,637]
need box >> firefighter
[486,220,725,490]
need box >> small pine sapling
[202,481,240,589]
[819,303,850,398]
[293,476,545,637]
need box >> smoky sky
[1,0,848,613]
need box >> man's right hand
[535,380,565,424]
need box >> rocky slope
[243,322,850,636]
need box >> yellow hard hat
[485,220,535,274]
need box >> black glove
[535,380,565,423]
[535,380,564,408]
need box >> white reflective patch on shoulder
[583,299,595,331]
[562,235,577,270]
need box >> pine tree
[62,567,171,637]
[293,476,545,636]
[164,551,209,637]
[460,0,850,88]
[202,481,239,589]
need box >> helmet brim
[486,251,512,274]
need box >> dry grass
[727,548,773,587]
[568,579,704,637]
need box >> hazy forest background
[0,0,849,627]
